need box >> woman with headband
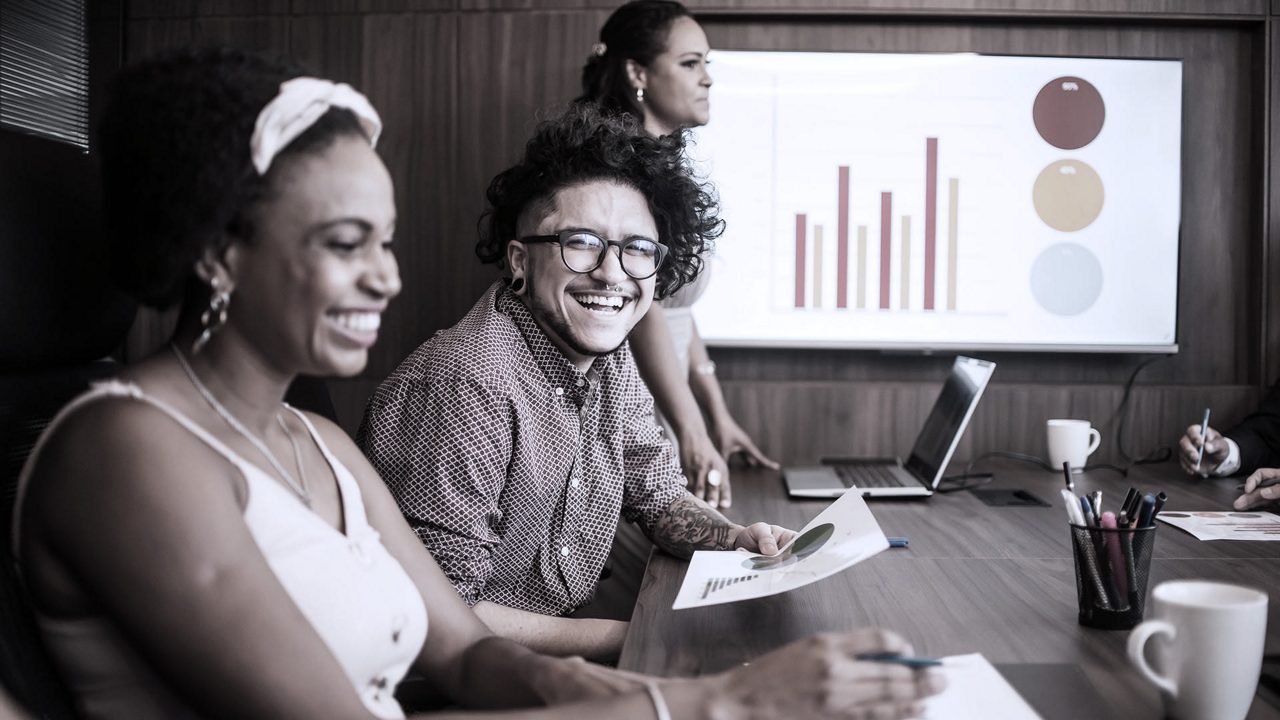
[12,48,940,719]
[578,0,775,511]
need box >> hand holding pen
[1234,468,1280,510]
[1179,413,1227,477]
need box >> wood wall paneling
[461,0,1266,17]
[1268,17,1280,387]
[108,4,1275,452]
[722,380,1260,465]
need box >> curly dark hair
[98,47,369,309]
[575,0,692,124]
[476,104,722,300]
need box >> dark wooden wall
[114,0,1280,469]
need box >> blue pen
[856,652,942,668]
[1195,407,1211,471]
[887,537,909,548]
[1137,493,1157,528]
[1080,496,1096,528]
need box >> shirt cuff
[1212,438,1241,476]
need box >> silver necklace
[171,344,312,506]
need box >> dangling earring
[510,276,526,295]
[635,87,644,104]
[193,277,231,354]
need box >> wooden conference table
[618,461,1280,719]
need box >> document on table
[923,654,1042,720]
[1156,510,1280,541]
[672,489,887,609]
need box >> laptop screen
[904,357,996,487]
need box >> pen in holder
[1069,522,1156,630]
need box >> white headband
[250,77,382,175]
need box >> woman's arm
[686,320,777,473]
[22,400,380,720]
[629,304,730,507]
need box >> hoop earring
[636,87,644,104]
[193,279,231,354]
[510,277,526,295]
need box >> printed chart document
[923,654,1041,720]
[672,490,887,609]
[1157,511,1280,541]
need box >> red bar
[924,138,937,310]
[794,214,807,308]
[837,166,850,309]
[879,193,891,310]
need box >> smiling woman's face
[223,133,401,378]
[636,15,713,136]
[509,180,658,370]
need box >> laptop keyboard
[833,463,911,489]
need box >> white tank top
[13,380,428,719]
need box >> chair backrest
[0,126,135,717]
[1,367,120,720]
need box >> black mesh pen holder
[1069,523,1157,630]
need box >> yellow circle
[1032,160,1104,232]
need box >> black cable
[1109,355,1174,466]
[960,450,1129,478]
[935,472,994,493]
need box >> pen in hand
[855,652,943,668]
[1195,407,1211,472]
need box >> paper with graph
[672,490,888,609]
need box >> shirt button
[575,378,584,387]
[554,387,564,396]
[570,477,581,489]
[560,546,570,557]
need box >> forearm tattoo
[652,495,739,558]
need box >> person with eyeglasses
[357,105,797,661]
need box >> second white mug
[1127,580,1268,720]
[1046,418,1101,472]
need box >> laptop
[783,356,996,499]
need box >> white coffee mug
[1127,580,1268,720]
[1046,418,1101,472]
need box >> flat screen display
[688,51,1182,352]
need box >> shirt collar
[495,285,600,407]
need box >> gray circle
[1029,243,1103,316]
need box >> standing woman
[578,0,775,511]
[12,48,940,719]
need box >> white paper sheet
[1156,510,1280,541]
[923,654,1042,720]
[672,489,887,609]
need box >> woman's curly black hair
[575,0,691,124]
[476,104,722,300]
[98,47,368,310]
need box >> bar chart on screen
[688,51,1181,351]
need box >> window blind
[0,0,89,150]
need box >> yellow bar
[948,179,959,311]
[856,225,867,310]
[900,216,911,310]
[813,224,824,309]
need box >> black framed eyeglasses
[519,229,668,280]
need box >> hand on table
[708,629,945,719]
[1234,468,1280,510]
[732,522,797,555]
[710,415,780,472]
[681,431,732,510]
[1178,423,1228,477]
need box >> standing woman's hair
[576,0,691,122]
[98,47,370,311]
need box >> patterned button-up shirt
[358,282,688,615]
